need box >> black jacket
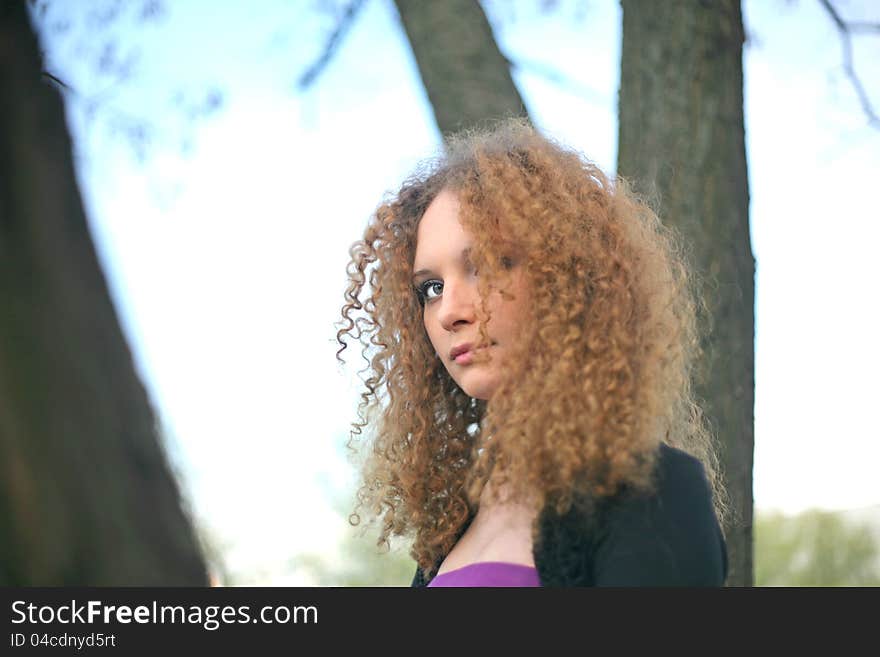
[411,444,728,587]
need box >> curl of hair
[335,117,731,579]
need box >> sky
[30,0,880,584]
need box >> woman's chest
[435,490,538,576]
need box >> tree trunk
[392,0,530,137]
[0,1,209,585]
[617,0,754,585]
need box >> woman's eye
[417,279,443,303]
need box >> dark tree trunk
[0,1,209,585]
[392,0,531,137]
[617,0,754,585]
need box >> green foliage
[755,508,880,586]
[285,467,417,586]
[288,524,417,586]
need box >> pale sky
[31,0,880,584]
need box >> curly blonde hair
[335,117,730,578]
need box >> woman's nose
[437,279,478,330]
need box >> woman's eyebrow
[412,247,472,280]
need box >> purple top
[427,561,541,587]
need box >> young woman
[335,118,730,586]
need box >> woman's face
[412,188,530,400]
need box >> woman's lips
[453,350,477,364]
[453,344,494,364]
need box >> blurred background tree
[392,0,530,135]
[617,0,753,585]
[284,487,417,587]
[0,0,208,586]
[755,508,880,586]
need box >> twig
[40,70,71,91]
[848,22,880,34]
[502,53,609,106]
[297,0,367,91]
[818,0,880,128]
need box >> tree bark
[617,0,754,585]
[392,0,531,137]
[0,1,209,585]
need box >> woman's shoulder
[534,443,727,586]
[608,443,718,532]
[548,443,713,518]
[594,444,727,584]
[656,442,706,473]
[652,443,713,497]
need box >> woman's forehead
[414,187,525,259]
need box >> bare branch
[297,0,367,91]
[848,22,880,34]
[819,0,845,29]
[818,0,880,128]
[40,70,71,91]
[501,53,608,106]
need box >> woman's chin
[458,377,499,401]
